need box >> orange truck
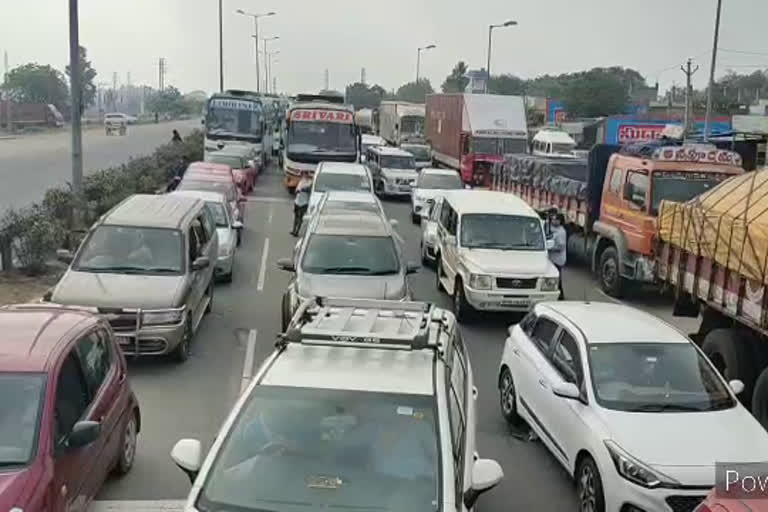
[491,142,744,297]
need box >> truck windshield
[650,172,733,215]
[400,116,424,135]
[206,101,263,140]
[460,214,545,250]
[288,121,356,154]
[472,138,527,155]
[588,343,735,412]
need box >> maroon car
[0,304,140,511]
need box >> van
[531,128,578,158]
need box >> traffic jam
[4,88,768,512]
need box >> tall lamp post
[236,9,276,93]
[259,36,279,93]
[69,0,83,228]
[416,44,436,83]
[486,20,517,93]
[266,50,280,94]
[703,0,723,140]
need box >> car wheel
[411,212,420,225]
[173,316,193,363]
[223,270,233,284]
[498,368,521,424]
[205,281,214,314]
[598,247,624,298]
[453,277,473,323]
[236,229,242,247]
[576,456,605,512]
[113,410,138,475]
[281,292,291,332]
[435,257,444,292]
[421,242,430,266]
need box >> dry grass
[0,270,63,306]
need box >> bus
[282,93,359,190]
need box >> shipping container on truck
[378,101,425,145]
[355,108,375,134]
[656,170,768,430]
[490,142,744,297]
[0,101,64,129]
[426,93,528,186]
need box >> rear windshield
[314,173,371,193]
[179,180,236,202]
[207,155,245,168]
[417,173,462,190]
[302,234,400,275]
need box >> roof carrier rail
[281,297,437,350]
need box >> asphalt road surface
[0,119,198,209]
[93,162,700,511]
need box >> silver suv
[49,194,218,362]
[277,192,419,330]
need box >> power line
[720,48,768,57]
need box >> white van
[531,129,578,158]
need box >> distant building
[185,90,208,102]
[464,70,488,94]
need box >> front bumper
[216,252,235,276]
[602,467,708,512]
[111,319,186,356]
[382,180,413,196]
[464,285,559,311]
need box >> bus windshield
[288,121,356,154]
[206,99,263,140]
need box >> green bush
[0,129,204,274]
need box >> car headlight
[469,273,493,290]
[604,440,679,488]
[142,308,185,326]
[541,277,559,291]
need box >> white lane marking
[267,205,273,226]
[89,501,185,511]
[257,237,270,291]
[240,328,258,394]
[246,196,287,203]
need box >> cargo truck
[491,142,744,297]
[378,101,425,145]
[657,171,768,429]
[426,93,528,186]
[0,101,64,129]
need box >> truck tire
[597,247,624,298]
[702,328,759,405]
[751,367,768,430]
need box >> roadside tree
[1,64,68,110]
[396,79,434,103]
[441,61,469,93]
[65,46,98,109]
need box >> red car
[697,489,768,511]
[188,161,254,195]
[0,304,140,512]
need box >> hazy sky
[1,0,766,97]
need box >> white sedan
[410,168,463,224]
[497,301,768,512]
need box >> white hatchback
[410,168,463,224]
[497,301,768,512]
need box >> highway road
[93,163,700,511]
[0,119,199,209]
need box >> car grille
[117,337,168,355]
[665,495,705,512]
[395,178,413,185]
[100,311,139,332]
[496,277,538,289]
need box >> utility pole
[218,0,224,92]
[704,0,723,140]
[273,76,277,95]
[69,0,83,229]
[2,50,11,132]
[361,68,366,85]
[681,59,699,139]
[158,58,166,91]
[324,69,329,91]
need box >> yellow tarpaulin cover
[658,170,768,284]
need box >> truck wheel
[702,328,759,405]
[598,247,624,298]
[752,367,768,430]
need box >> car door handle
[472,386,478,399]
[538,378,548,388]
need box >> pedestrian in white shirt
[548,213,567,300]
[291,174,313,236]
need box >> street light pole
[218,0,223,91]
[704,0,723,141]
[260,36,279,93]
[486,20,517,93]
[68,0,83,227]
[416,44,436,83]
[237,10,276,93]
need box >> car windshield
[314,173,371,193]
[0,373,45,466]
[381,156,415,169]
[402,146,430,160]
[179,180,236,202]
[206,201,229,227]
[302,234,400,275]
[207,155,245,168]
[460,214,545,250]
[288,121,356,153]
[588,342,736,412]
[74,225,184,274]
[198,386,438,512]
[650,172,733,215]
[417,173,462,190]
[550,143,576,155]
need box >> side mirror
[248,159,255,168]
[232,220,244,230]
[56,249,74,264]
[192,256,210,271]
[463,459,504,508]
[277,257,296,272]
[552,381,581,400]
[68,420,101,449]
[389,219,399,228]
[406,262,420,275]
[171,439,203,484]
[464,184,471,190]
[730,379,745,395]
[546,239,555,251]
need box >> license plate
[399,186,411,192]
[115,335,133,345]
[501,299,529,306]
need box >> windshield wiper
[78,265,147,274]
[320,266,373,274]
[368,269,399,275]
[627,403,705,412]
[144,267,181,273]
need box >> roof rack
[281,297,440,350]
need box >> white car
[360,134,386,162]
[171,190,242,282]
[170,297,504,512]
[411,168,463,224]
[366,146,419,197]
[400,142,432,169]
[498,301,768,512]
[420,196,443,266]
[435,190,560,322]
[307,161,374,217]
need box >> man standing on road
[548,213,567,300]
[291,174,313,237]
[172,129,183,143]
